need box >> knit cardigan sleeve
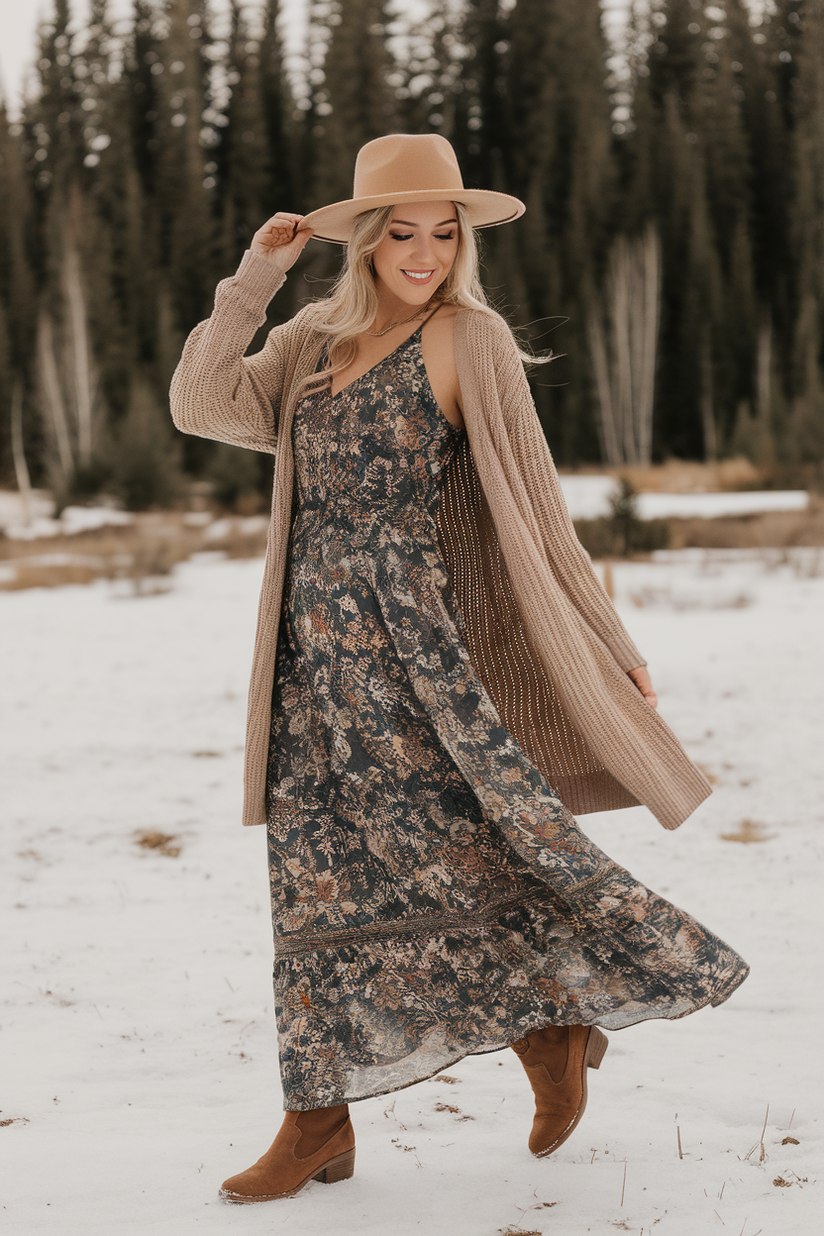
[474,311,647,674]
[169,250,293,454]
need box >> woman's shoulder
[451,307,527,380]
[452,305,537,426]
[453,304,520,350]
[286,299,328,332]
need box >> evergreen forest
[2,0,824,510]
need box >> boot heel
[586,1026,608,1070]
[314,1148,355,1184]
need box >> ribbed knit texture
[170,251,711,831]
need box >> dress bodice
[292,325,463,532]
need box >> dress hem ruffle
[279,959,749,1111]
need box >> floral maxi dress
[265,325,749,1111]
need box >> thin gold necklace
[365,303,432,338]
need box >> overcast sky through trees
[0,1,635,120]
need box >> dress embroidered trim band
[274,888,548,958]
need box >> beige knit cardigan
[170,250,711,831]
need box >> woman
[170,133,748,1204]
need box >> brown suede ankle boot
[219,1104,355,1203]
[511,1024,608,1157]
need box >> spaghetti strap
[322,302,446,397]
[419,300,445,330]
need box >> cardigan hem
[553,770,640,817]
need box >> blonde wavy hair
[303,202,544,390]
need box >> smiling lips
[402,269,435,282]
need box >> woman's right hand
[250,212,313,271]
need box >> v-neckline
[328,324,421,401]
[328,303,444,401]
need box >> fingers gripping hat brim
[302,189,525,244]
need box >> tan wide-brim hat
[302,133,525,244]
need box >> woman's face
[371,202,459,306]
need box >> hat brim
[301,188,525,244]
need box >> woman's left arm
[482,317,657,707]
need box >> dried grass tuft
[721,819,776,844]
[0,510,269,592]
[1,561,100,590]
[134,830,181,858]
[667,500,824,552]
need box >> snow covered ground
[2,548,822,1235]
[556,475,809,521]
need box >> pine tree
[0,103,38,486]
[626,1,747,458]
[696,0,759,453]
[215,1,271,270]
[788,0,824,467]
[391,3,462,139]
[73,0,131,472]
[259,0,298,209]
[20,2,102,493]
[123,0,165,198]
[499,0,616,463]
[451,0,507,193]
[311,0,398,209]
[23,0,84,208]
[154,0,215,338]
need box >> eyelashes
[389,232,456,242]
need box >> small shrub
[574,478,670,558]
[208,443,264,511]
[572,516,618,559]
[49,457,113,515]
[109,377,184,511]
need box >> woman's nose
[409,239,435,266]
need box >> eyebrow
[390,218,458,227]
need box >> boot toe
[219,1167,273,1202]
[529,1112,577,1157]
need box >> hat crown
[352,134,465,200]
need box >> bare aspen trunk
[637,224,660,465]
[588,226,661,465]
[757,316,772,423]
[610,239,636,462]
[10,378,33,523]
[63,244,95,466]
[37,309,74,480]
[587,310,622,465]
